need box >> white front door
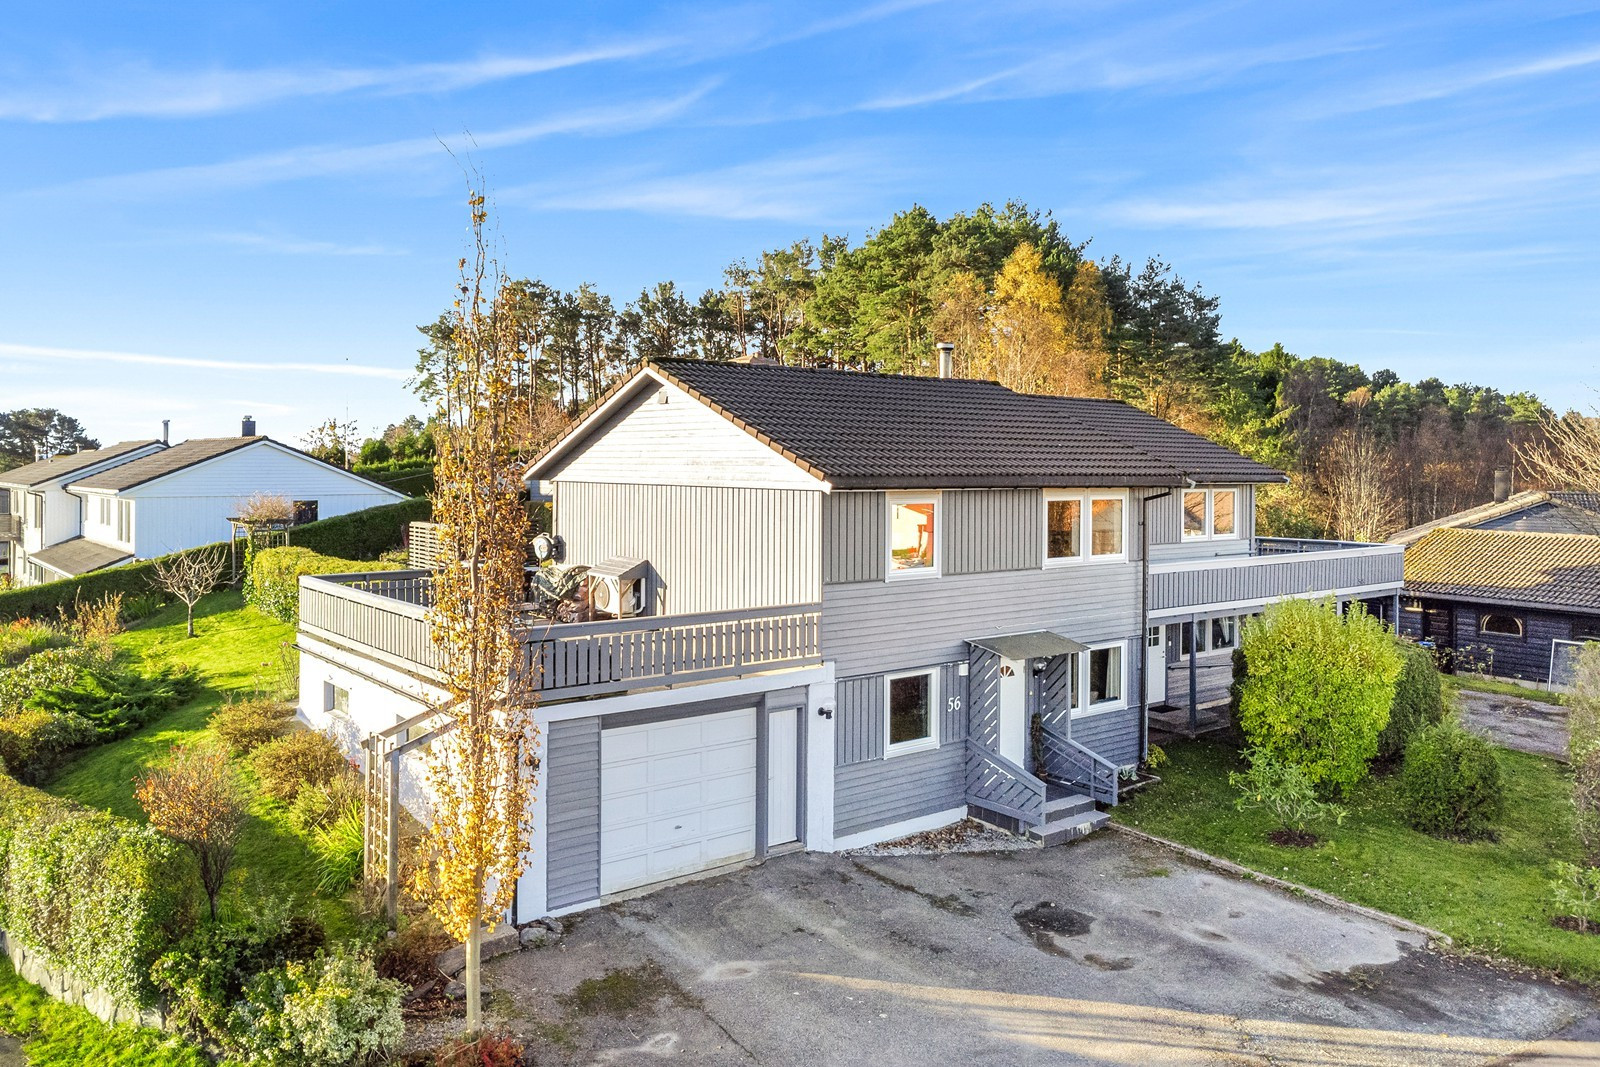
[766,707,799,847]
[997,658,1027,766]
[1146,626,1167,704]
[599,708,757,895]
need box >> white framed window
[1182,488,1241,540]
[886,492,940,579]
[1480,614,1524,639]
[1180,615,1242,655]
[1067,641,1128,717]
[1044,490,1127,565]
[98,497,110,525]
[323,682,351,715]
[116,500,133,543]
[884,668,939,756]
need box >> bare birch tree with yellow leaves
[411,185,537,1036]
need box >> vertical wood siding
[835,662,968,768]
[822,562,1141,678]
[1147,485,1257,562]
[556,482,821,616]
[546,717,602,909]
[823,491,886,584]
[946,489,1045,574]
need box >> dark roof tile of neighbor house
[0,440,163,488]
[571,359,1285,490]
[1405,527,1600,613]
[71,436,263,492]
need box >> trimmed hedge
[0,773,195,1007]
[244,547,402,622]
[1378,640,1447,760]
[288,498,431,560]
[1400,720,1504,837]
[0,542,228,624]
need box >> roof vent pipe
[161,419,169,446]
[935,341,954,380]
[241,416,256,438]
[1493,467,1511,504]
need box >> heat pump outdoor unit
[586,557,649,618]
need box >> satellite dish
[531,532,563,563]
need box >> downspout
[1138,487,1173,762]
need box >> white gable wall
[124,442,405,557]
[547,378,827,491]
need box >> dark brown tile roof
[71,437,262,491]
[30,537,133,577]
[1405,527,1600,612]
[0,440,163,488]
[619,359,1285,490]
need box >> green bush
[0,620,69,666]
[1229,749,1348,835]
[1235,598,1404,796]
[1378,640,1447,760]
[244,546,402,622]
[0,774,195,1006]
[311,804,364,894]
[151,909,326,1047]
[0,708,98,781]
[229,945,405,1067]
[288,498,432,559]
[31,657,200,737]
[0,542,230,623]
[211,697,294,755]
[287,772,364,833]
[1400,721,1504,837]
[252,729,351,804]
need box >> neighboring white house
[1,422,408,586]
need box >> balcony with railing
[298,571,823,702]
[1148,537,1405,616]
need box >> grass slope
[2,592,364,1064]
[1117,738,1600,981]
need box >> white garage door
[600,708,757,895]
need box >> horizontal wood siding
[823,562,1141,678]
[546,380,822,490]
[946,489,1044,575]
[1448,603,1576,682]
[823,491,886,584]
[1069,708,1141,767]
[556,481,821,615]
[546,717,602,909]
[1150,547,1404,613]
[834,744,964,838]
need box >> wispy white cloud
[0,39,674,122]
[198,231,407,256]
[1315,41,1600,115]
[0,342,409,380]
[511,147,901,222]
[39,87,712,200]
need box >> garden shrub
[1551,862,1600,933]
[228,945,405,1067]
[1570,642,1600,862]
[31,657,200,737]
[1229,749,1347,838]
[1234,598,1404,796]
[1377,640,1446,760]
[288,771,364,833]
[252,728,351,803]
[287,497,432,560]
[0,619,69,666]
[212,697,294,755]
[244,546,403,622]
[0,773,195,1007]
[0,542,229,623]
[434,1034,527,1067]
[151,908,326,1047]
[0,708,98,780]
[311,803,364,894]
[1400,721,1504,837]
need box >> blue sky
[3,1,1598,445]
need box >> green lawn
[1116,737,1600,982]
[1,592,368,1064]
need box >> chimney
[241,415,256,438]
[1493,467,1511,504]
[935,341,954,379]
[161,419,169,446]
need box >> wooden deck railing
[1036,728,1119,806]
[298,572,822,699]
[964,742,1046,827]
[1149,540,1404,615]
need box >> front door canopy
[967,631,1088,660]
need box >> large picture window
[1066,641,1128,717]
[1044,490,1126,564]
[887,493,939,578]
[885,669,938,755]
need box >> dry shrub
[235,491,294,523]
[211,698,294,755]
[251,729,350,803]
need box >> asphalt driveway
[486,834,1600,1066]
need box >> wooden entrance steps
[1029,785,1110,847]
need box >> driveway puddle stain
[850,860,976,915]
[1014,901,1095,956]
[1197,928,1231,942]
[1081,952,1137,971]
[593,1031,680,1063]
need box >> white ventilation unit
[586,557,649,619]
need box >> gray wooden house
[295,359,1405,920]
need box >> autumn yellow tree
[1060,259,1112,395]
[987,242,1068,394]
[930,270,990,379]
[410,186,539,1036]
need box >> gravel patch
[844,817,1036,856]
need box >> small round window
[1480,614,1524,638]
